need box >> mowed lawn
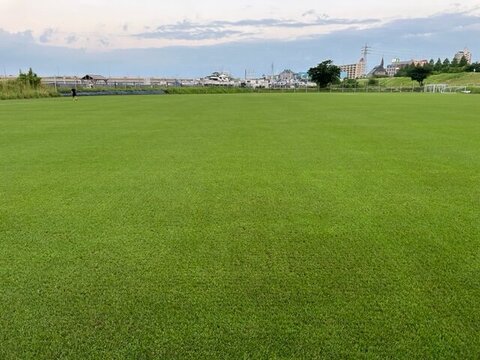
[0,93,479,359]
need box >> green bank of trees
[393,55,480,85]
[466,62,480,73]
[0,68,57,100]
[396,56,479,78]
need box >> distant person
[71,88,78,101]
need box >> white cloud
[0,12,478,77]
[0,0,479,49]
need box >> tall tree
[308,60,341,88]
[407,64,433,86]
[434,58,443,72]
[18,68,41,88]
[459,56,468,67]
[442,58,451,69]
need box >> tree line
[396,56,479,77]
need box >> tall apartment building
[339,58,366,79]
[454,48,472,64]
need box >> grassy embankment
[0,79,59,100]
[357,72,480,92]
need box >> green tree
[308,60,341,88]
[18,68,41,88]
[442,58,451,69]
[434,58,443,72]
[429,59,435,67]
[407,64,433,86]
[395,63,412,77]
[450,57,459,67]
[466,62,480,72]
[459,56,468,68]
[342,78,358,88]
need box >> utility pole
[270,63,275,89]
[361,44,372,77]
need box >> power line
[369,46,455,62]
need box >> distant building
[454,48,472,64]
[387,59,408,77]
[41,75,201,87]
[368,58,387,77]
[339,58,366,79]
[386,59,429,77]
[81,74,108,86]
[278,69,297,82]
[413,59,429,67]
[205,72,232,82]
[244,78,271,89]
[296,72,309,80]
[201,72,238,86]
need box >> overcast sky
[0,0,479,76]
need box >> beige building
[454,48,472,64]
[339,58,366,79]
[386,59,429,77]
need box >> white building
[454,48,472,64]
[244,78,271,89]
[278,69,297,82]
[201,72,238,86]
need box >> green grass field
[1,94,479,359]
